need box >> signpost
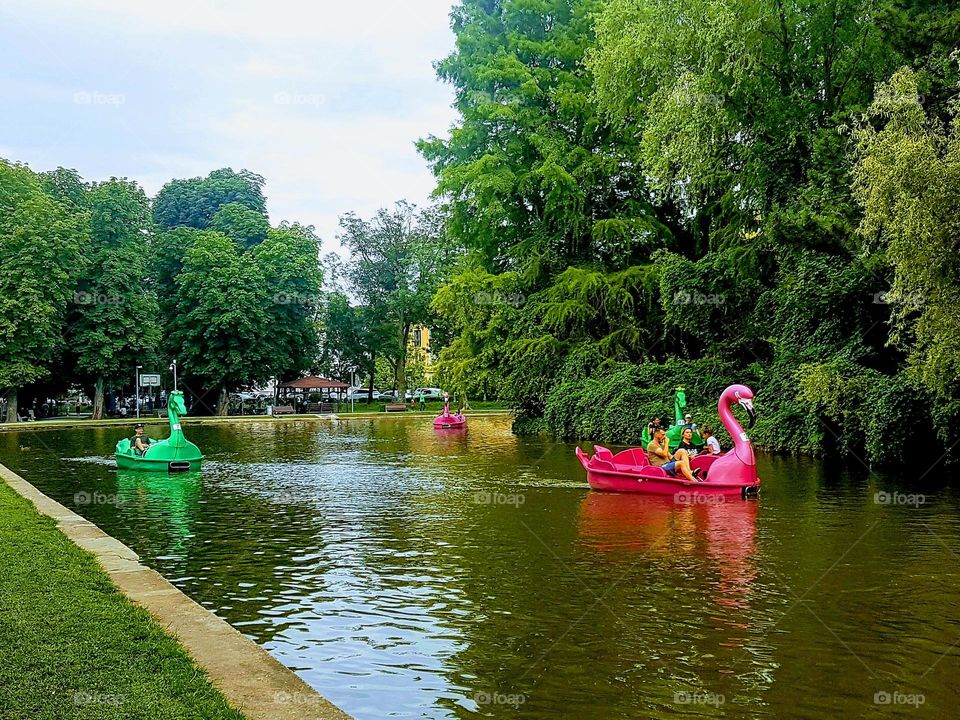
[139,374,161,387]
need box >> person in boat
[647,427,698,482]
[132,423,150,456]
[676,427,699,456]
[647,416,663,436]
[700,425,721,455]
[683,413,697,431]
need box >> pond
[1,416,957,718]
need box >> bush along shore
[513,352,940,466]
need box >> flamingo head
[725,384,756,428]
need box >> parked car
[414,388,444,400]
[346,387,380,401]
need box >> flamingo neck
[719,394,749,453]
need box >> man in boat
[132,423,151,456]
[647,427,699,481]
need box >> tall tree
[337,203,452,399]
[418,0,664,277]
[167,231,273,414]
[153,168,267,230]
[253,222,323,380]
[0,160,85,421]
[69,179,161,418]
[854,67,960,433]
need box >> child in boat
[647,427,698,481]
[700,426,721,455]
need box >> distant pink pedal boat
[576,384,760,499]
[433,397,467,429]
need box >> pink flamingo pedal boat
[576,384,760,499]
[433,396,467,429]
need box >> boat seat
[641,466,669,478]
[612,448,648,469]
[593,446,615,462]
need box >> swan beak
[740,398,756,428]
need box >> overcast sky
[0,0,459,252]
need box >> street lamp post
[351,368,357,413]
[135,365,142,419]
[169,359,178,391]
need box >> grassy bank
[0,480,246,720]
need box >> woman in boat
[676,427,699,455]
[647,427,698,482]
[700,425,721,455]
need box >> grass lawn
[0,480,246,720]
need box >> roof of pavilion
[277,376,349,390]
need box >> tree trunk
[5,388,17,423]
[91,376,106,420]
[217,386,229,416]
[396,323,411,400]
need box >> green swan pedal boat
[640,387,706,451]
[115,391,203,472]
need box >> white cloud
[0,0,460,255]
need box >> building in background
[410,325,434,383]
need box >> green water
[0,416,957,718]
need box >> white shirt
[705,436,721,454]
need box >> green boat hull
[114,450,203,472]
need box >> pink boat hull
[576,447,758,498]
[433,413,467,429]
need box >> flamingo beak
[739,398,756,428]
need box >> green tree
[210,202,270,248]
[337,203,453,399]
[0,160,85,421]
[69,179,161,418]
[167,232,273,414]
[854,66,960,434]
[153,168,267,230]
[253,222,323,379]
[38,167,89,210]
[419,0,663,276]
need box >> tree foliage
[0,160,85,418]
[153,168,267,231]
[68,179,161,418]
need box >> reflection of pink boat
[433,398,467,429]
[575,384,760,498]
[578,493,759,615]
